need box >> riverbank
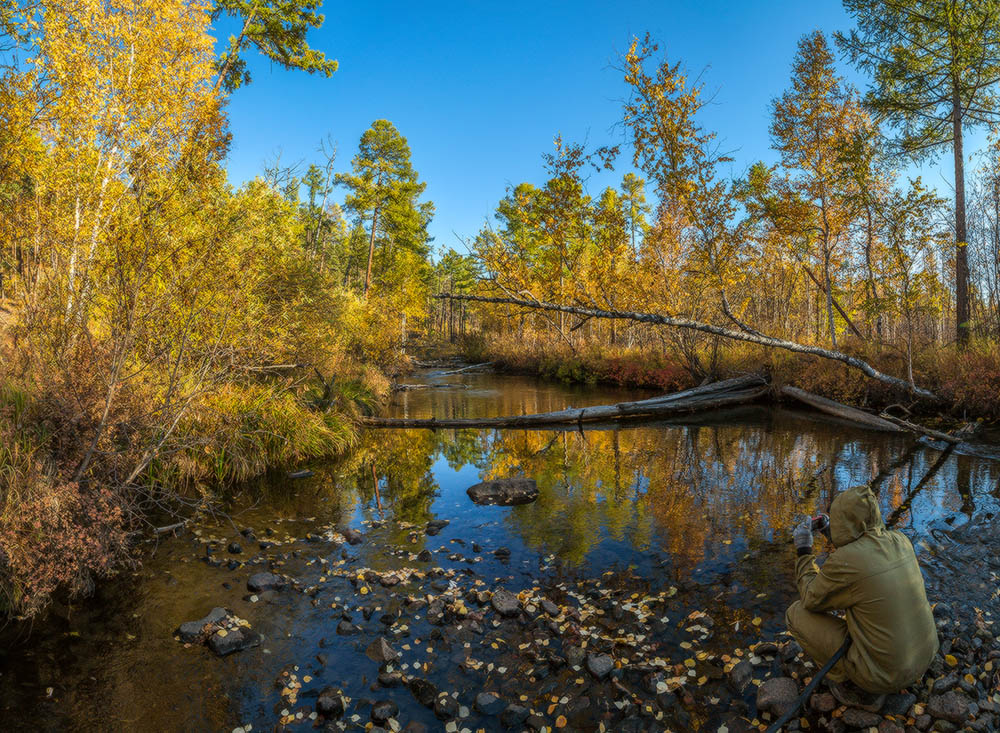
[2,375,998,730]
[458,334,1000,424]
[0,368,389,619]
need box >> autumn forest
[0,0,998,649]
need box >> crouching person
[786,485,938,705]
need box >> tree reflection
[344,407,1000,579]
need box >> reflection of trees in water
[335,430,442,524]
[337,414,1000,575]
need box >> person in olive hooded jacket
[786,484,938,696]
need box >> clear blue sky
[218,0,977,255]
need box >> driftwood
[427,361,495,376]
[363,375,767,429]
[435,293,939,401]
[780,386,904,432]
[392,383,470,391]
[154,521,187,535]
[877,412,963,444]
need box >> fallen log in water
[427,361,495,376]
[780,386,904,432]
[363,375,768,429]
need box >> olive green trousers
[785,600,852,684]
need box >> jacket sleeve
[795,549,857,612]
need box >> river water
[1,371,998,731]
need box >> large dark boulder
[466,477,539,506]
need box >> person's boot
[828,680,885,712]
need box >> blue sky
[218,0,978,255]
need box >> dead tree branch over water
[436,293,941,402]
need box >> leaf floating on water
[945,654,958,666]
[752,617,762,626]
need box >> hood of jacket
[829,485,884,547]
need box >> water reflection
[2,372,997,731]
[358,375,1000,580]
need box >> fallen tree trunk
[435,293,939,401]
[877,412,963,444]
[427,361,495,376]
[780,386,903,432]
[364,375,767,429]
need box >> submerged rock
[366,637,399,664]
[501,704,530,728]
[466,477,539,506]
[247,572,286,592]
[406,677,438,708]
[425,519,449,536]
[475,692,506,716]
[316,686,346,718]
[371,699,399,725]
[586,653,614,680]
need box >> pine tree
[837,0,1000,344]
[337,120,433,298]
[212,0,338,92]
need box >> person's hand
[793,519,814,552]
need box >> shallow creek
[1,372,998,732]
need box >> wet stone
[371,699,398,725]
[343,528,364,545]
[540,599,559,616]
[466,477,539,506]
[932,673,959,694]
[493,546,511,559]
[810,692,836,713]
[501,703,530,728]
[335,620,358,635]
[227,542,242,554]
[842,707,883,728]
[878,721,905,733]
[207,628,260,656]
[474,692,505,716]
[728,659,753,693]
[883,692,917,716]
[247,572,286,592]
[586,653,614,680]
[407,677,438,708]
[433,692,459,719]
[425,519,449,536]
[366,637,399,663]
[417,549,433,562]
[491,589,520,617]
[175,607,228,643]
[756,677,799,717]
[316,686,345,719]
[377,672,403,688]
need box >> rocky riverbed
[163,503,1000,733]
[4,379,1000,732]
